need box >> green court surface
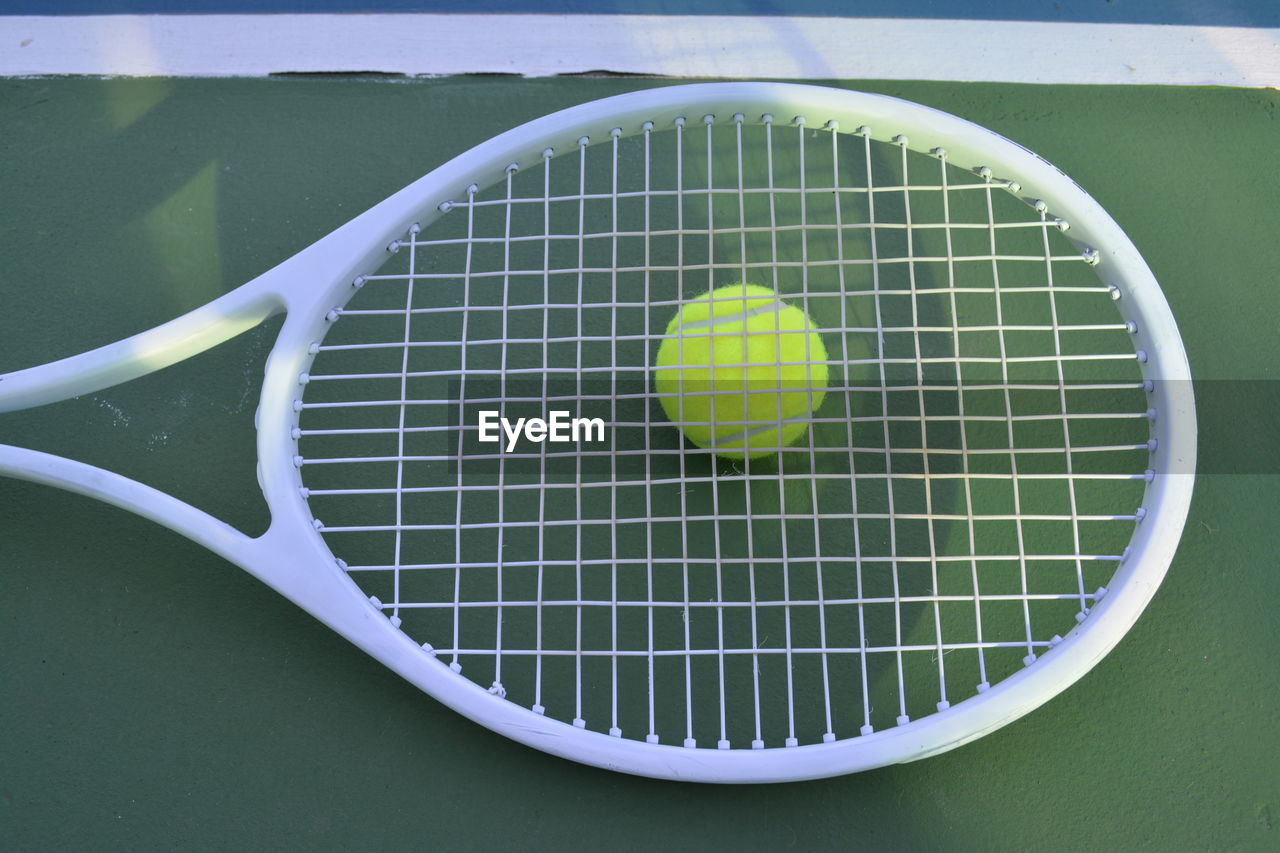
[1,77,1278,851]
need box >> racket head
[12,83,1190,783]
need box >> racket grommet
[674,116,686,127]
[293,400,303,412]
[976,166,993,179]
[609,127,622,138]
[1126,321,1138,334]
[717,739,731,750]
[645,733,658,743]
[308,342,320,354]
[335,558,347,570]
[822,732,836,743]
[532,704,545,715]
[1144,467,1156,482]
[760,113,773,125]
[298,486,309,498]
[489,682,506,698]
[1147,437,1159,452]
[702,114,714,125]
[408,223,420,235]
[1033,199,1048,212]
[291,427,301,439]
[785,737,799,747]
[859,725,874,736]
[388,615,402,629]
[326,309,340,322]
[387,240,400,254]
[293,454,304,467]
[541,147,554,159]
[1136,507,1148,523]
[640,121,654,132]
[1136,350,1149,363]
[297,372,310,385]
[930,146,946,159]
[573,717,586,729]
[1006,181,1022,193]
[855,125,870,136]
[312,518,323,530]
[1083,248,1100,265]
[1022,653,1037,666]
[504,162,519,174]
[1055,217,1070,231]
[610,727,623,738]
[449,662,462,673]
[752,739,765,749]
[1075,611,1089,623]
[368,595,383,608]
[421,642,436,656]
[577,136,589,147]
[1143,379,1155,393]
[732,112,745,124]
[792,115,805,126]
[1122,544,1133,563]
[895,715,910,727]
[437,201,452,213]
[1146,408,1157,421]
[1049,635,1064,647]
[466,183,478,196]
[825,119,839,131]
[892,134,908,146]
[975,682,990,693]
[1096,586,1109,599]
[682,737,696,748]
[1108,285,1122,300]
[936,700,950,712]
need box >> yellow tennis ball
[654,283,829,459]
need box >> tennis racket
[0,83,1195,783]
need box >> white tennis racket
[0,83,1195,783]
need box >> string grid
[297,113,1150,748]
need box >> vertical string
[898,136,946,714]
[674,115,696,749]
[1038,200,1089,620]
[831,123,874,737]
[734,114,765,750]
[860,128,910,726]
[491,165,517,697]
[450,183,479,676]
[608,127,622,738]
[641,120,659,745]
[533,147,553,716]
[797,118,835,743]
[573,135,588,729]
[703,113,730,751]
[982,174,1036,665]
[938,151,989,694]
[392,222,419,628]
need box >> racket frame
[0,82,1195,782]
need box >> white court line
[1,14,1277,86]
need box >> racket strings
[297,112,1151,746]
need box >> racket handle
[0,287,280,414]
[0,444,256,564]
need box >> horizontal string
[343,554,1122,571]
[305,472,1142,496]
[414,642,1057,658]
[318,512,1140,534]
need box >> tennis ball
[654,283,828,459]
